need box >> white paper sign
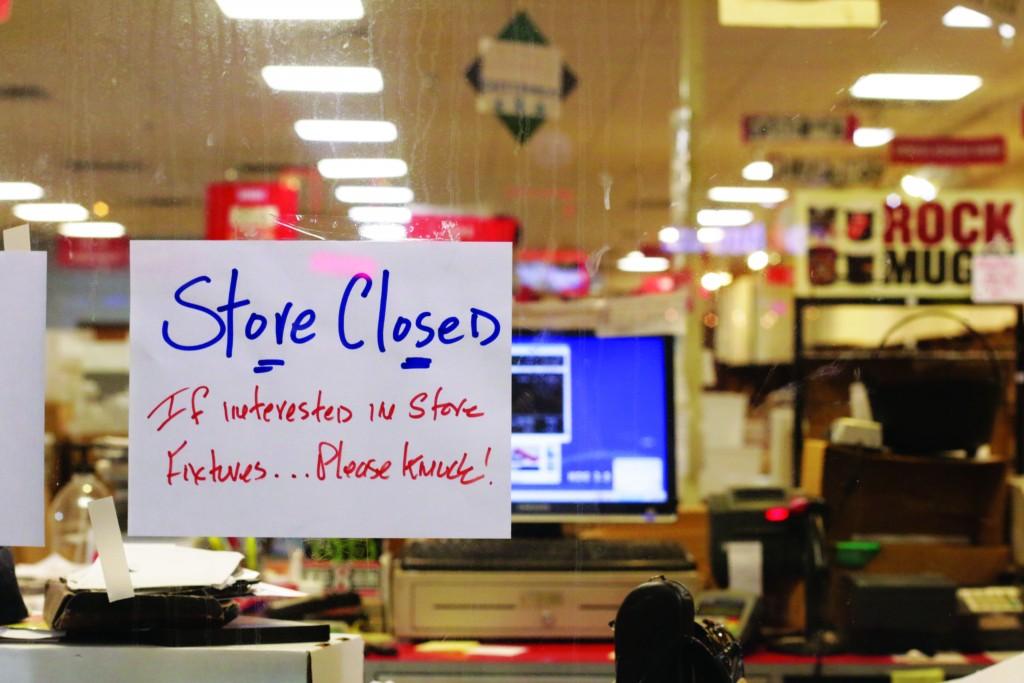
[972,254,1024,303]
[478,37,563,120]
[0,252,46,546]
[129,241,512,538]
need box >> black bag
[0,547,28,625]
[865,310,1003,455]
[613,576,744,683]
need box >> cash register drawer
[391,568,701,639]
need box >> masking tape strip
[87,497,135,602]
[2,225,30,251]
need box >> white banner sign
[0,252,46,546]
[794,190,1024,298]
[129,241,512,538]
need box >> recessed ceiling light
[658,226,681,244]
[58,221,126,239]
[852,127,895,148]
[741,161,774,181]
[0,182,43,201]
[701,272,727,291]
[348,206,412,224]
[294,120,397,143]
[335,186,414,204]
[13,202,89,222]
[747,250,770,271]
[215,0,363,21]
[707,186,789,204]
[317,158,408,179]
[901,174,938,201]
[261,65,383,93]
[942,5,992,28]
[358,223,407,241]
[1000,22,1016,39]
[617,250,669,273]
[850,73,982,101]
[697,209,754,227]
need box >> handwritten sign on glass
[129,241,512,538]
[0,253,46,546]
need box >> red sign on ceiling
[56,236,129,270]
[405,213,519,243]
[0,1,11,24]
[890,136,1006,165]
[205,182,299,240]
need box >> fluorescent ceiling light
[358,223,407,241]
[1000,22,1016,39]
[295,119,397,143]
[318,158,408,179]
[261,65,382,93]
[658,226,681,244]
[696,227,726,244]
[617,250,669,273]
[58,221,125,239]
[13,202,89,222]
[901,174,937,201]
[215,0,363,21]
[349,205,412,224]
[747,250,769,271]
[335,186,413,204]
[942,5,992,28]
[708,186,789,204]
[0,182,43,201]
[741,161,774,181]
[850,73,982,101]
[697,209,753,227]
[852,127,895,148]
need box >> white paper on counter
[67,544,243,591]
[948,651,1024,681]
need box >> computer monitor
[510,330,677,523]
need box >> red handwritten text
[316,440,392,480]
[408,387,485,421]
[166,441,268,486]
[400,440,488,485]
[221,385,353,425]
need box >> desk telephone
[957,586,1024,651]
[958,586,1023,615]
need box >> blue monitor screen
[510,332,674,509]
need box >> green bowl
[834,540,881,569]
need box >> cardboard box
[0,633,362,683]
[821,445,1008,545]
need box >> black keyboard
[400,538,696,572]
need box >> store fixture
[791,297,1024,482]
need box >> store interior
[4,1,1024,682]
